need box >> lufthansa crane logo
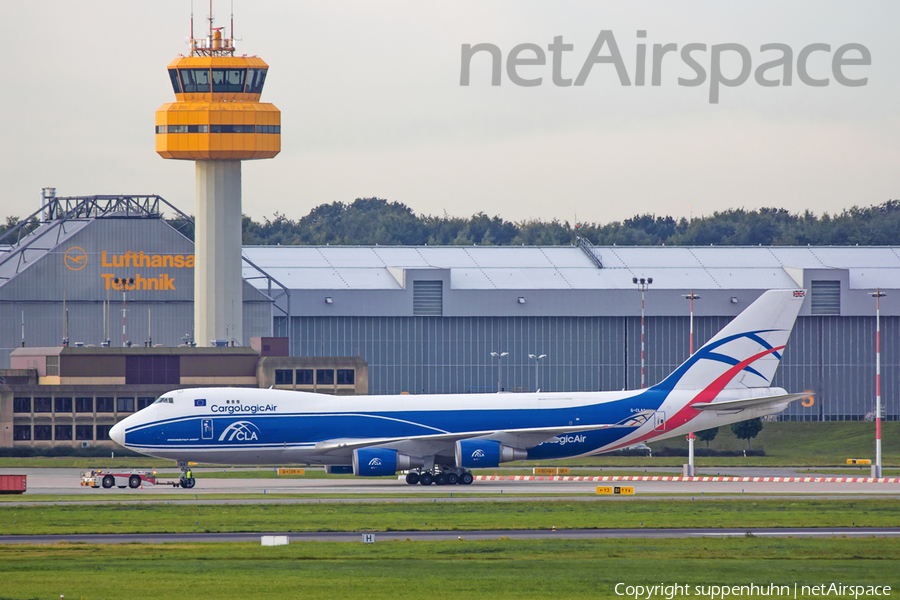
[64,247,88,271]
[471,449,485,458]
[217,421,261,442]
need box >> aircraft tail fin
[655,289,805,393]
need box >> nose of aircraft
[109,421,125,446]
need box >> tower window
[212,68,247,93]
[179,68,211,93]
[209,124,256,133]
[246,69,267,94]
[168,69,182,94]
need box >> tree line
[239,197,900,247]
[3,197,899,246]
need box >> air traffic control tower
[155,13,280,346]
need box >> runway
[2,467,899,502]
[2,527,899,545]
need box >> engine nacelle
[455,439,527,468]
[352,448,423,477]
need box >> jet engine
[352,448,424,477]
[455,439,527,468]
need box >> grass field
[1,538,897,600]
[647,421,900,458]
[2,499,898,535]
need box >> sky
[1,1,897,226]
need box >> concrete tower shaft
[195,161,242,345]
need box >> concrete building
[0,343,367,448]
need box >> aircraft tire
[405,472,420,485]
[446,472,458,485]
[128,475,141,489]
[102,475,115,489]
[185,477,196,489]
[418,473,433,486]
[434,473,447,485]
[460,472,474,485]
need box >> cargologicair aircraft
[110,289,808,487]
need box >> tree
[730,418,763,450]
[695,427,719,449]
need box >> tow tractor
[81,470,157,489]
[81,469,196,489]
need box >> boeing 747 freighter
[110,289,808,487]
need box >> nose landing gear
[177,459,196,489]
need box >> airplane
[110,288,809,488]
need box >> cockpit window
[212,68,246,93]
[246,69,267,94]
[153,396,174,404]
[168,69,182,94]
[179,69,211,93]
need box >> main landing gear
[405,468,474,486]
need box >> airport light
[528,353,547,392]
[682,291,701,355]
[870,288,886,478]
[490,351,509,392]
[683,291,700,477]
[633,277,653,388]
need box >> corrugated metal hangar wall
[278,314,898,421]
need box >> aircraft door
[653,411,666,431]
[201,419,213,440]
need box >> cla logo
[217,421,261,442]
[471,449,485,458]
[368,458,382,466]
[64,247,88,271]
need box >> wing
[313,423,616,459]
[692,392,811,412]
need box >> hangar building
[1,193,898,428]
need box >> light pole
[683,291,701,355]
[870,288,886,478]
[633,277,653,388]
[490,351,508,392]
[683,291,700,477]
[528,353,547,392]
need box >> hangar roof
[241,245,900,291]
